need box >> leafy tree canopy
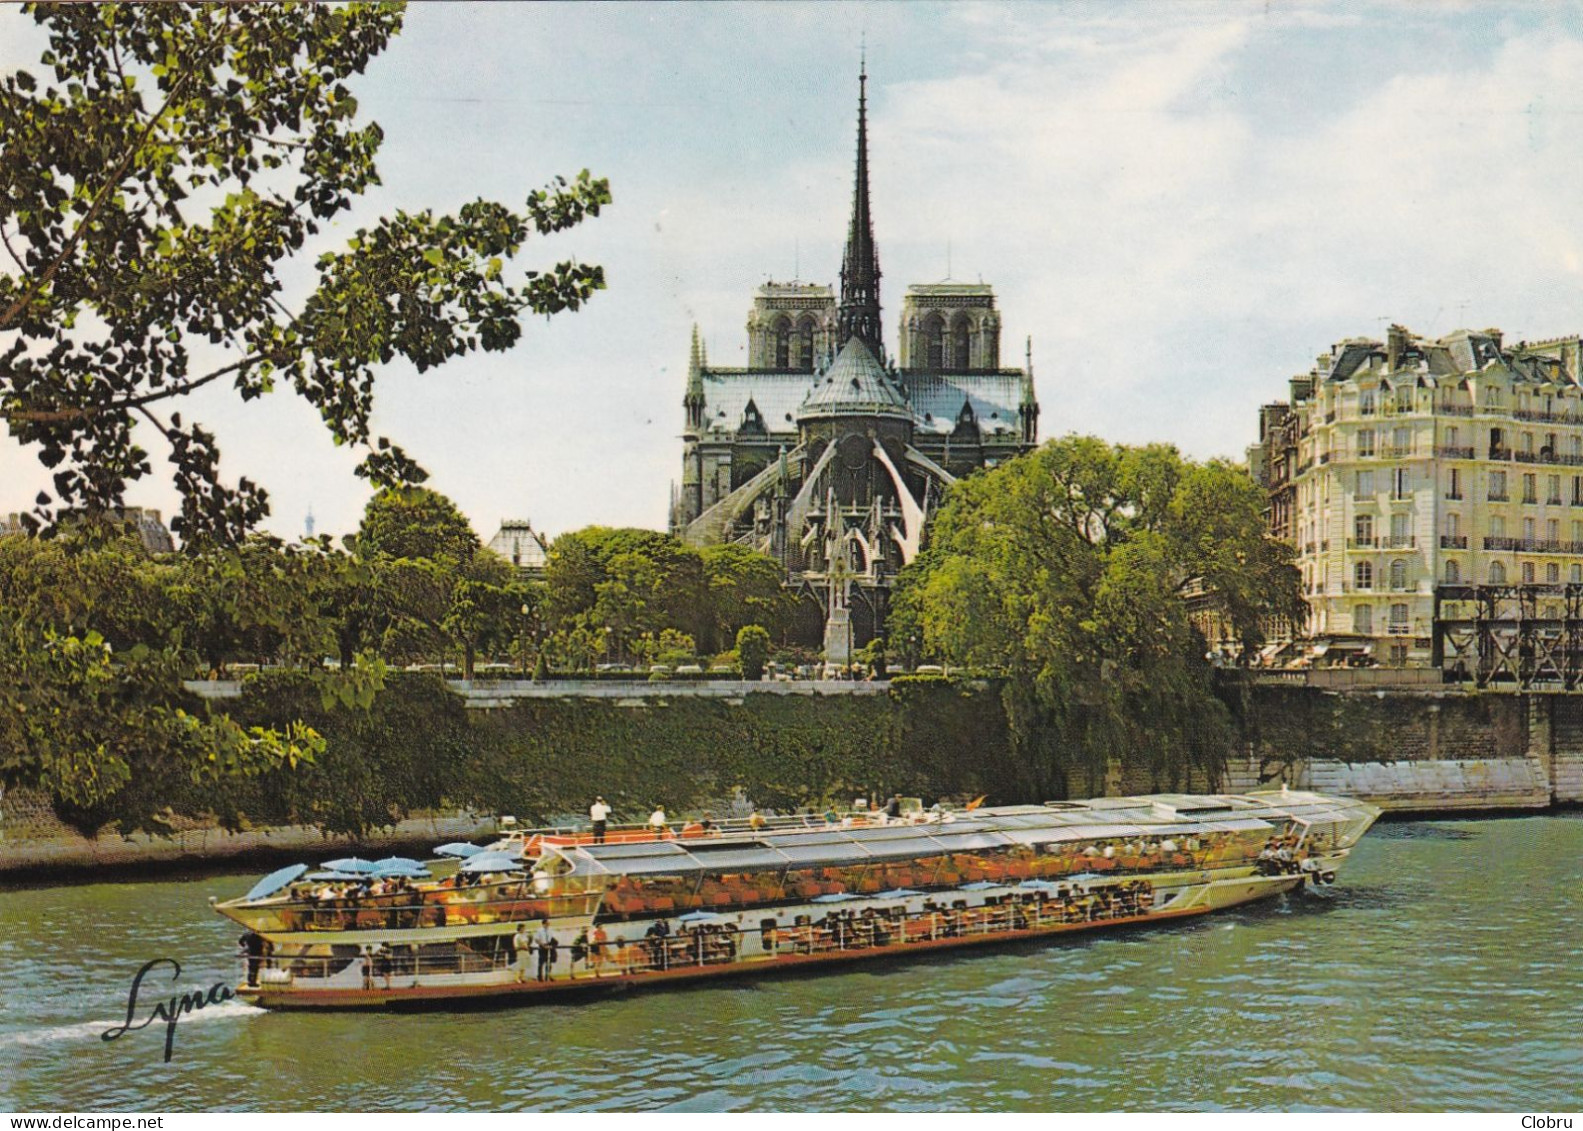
[892,436,1301,798]
[0,2,609,545]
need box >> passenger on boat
[571,928,591,978]
[644,918,671,970]
[748,810,767,831]
[513,923,532,981]
[590,924,609,974]
[590,796,611,844]
[532,919,555,982]
[649,806,669,837]
[699,813,718,836]
[884,794,902,820]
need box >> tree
[737,624,770,682]
[0,532,324,831]
[544,527,711,646]
[893,436,1301,798]
[701,543,791,652]
[0,4,609,544]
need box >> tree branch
[0,11,227,332]
[3,353,260,424]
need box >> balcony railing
[1386,623,1413,636]
[1381,445,1413,459]
[1514,408,1583,425]
[1510,450,1583,466]
[1436,403,1475,417]
[1435,445,1474,459]
[1488,492,1510,502]
[1440,534,1469,549]
[1347,537,1377,549]
[1383,535,1417,549]
[1482,536,1583,554]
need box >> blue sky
[5,2,1583,542]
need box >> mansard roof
[797,338,911,421]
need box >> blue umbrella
[959,880,1003,891]
[245,863,309,901]
[676,911,721,924]
[373,856,429,873]
[304,870,365,881]
[874,888,923,899]
[372,861,430,879]
[810,891,854,903]
[433,842,485,859]
[1067,872,1102,882]
[460,851,527,873]
[1017,879,1062,892]
[323,857,377,874]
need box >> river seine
[2,814,1579,1112]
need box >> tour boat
[213,789,1380,1010]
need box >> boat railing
[241,881,1162,988]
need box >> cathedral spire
[837,59,883,359]
[684,323,706,433]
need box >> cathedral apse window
[797,316,817,371]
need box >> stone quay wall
[4,679,1580,880]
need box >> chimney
[1386,324,1407,372]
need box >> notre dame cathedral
[668,66,1041,657]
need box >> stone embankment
[6,679,1581,881]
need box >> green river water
[1,814,1579,1112]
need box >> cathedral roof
[798,337,911,421]
[905,372,1026,438]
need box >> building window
[1490,561,1507,584]
[1391,468,1410,500]
[1357,470,1376,496]
[1447,468,1462,499]
[1491,516,1506,538]
[1572,564,1581,584]
[796,316,817,370]
[1354,514,1374,545]
[1445,559,1461,583]
[1353,605,1373,634]
[1389,603,1409,629]
[1354,561,1374,590]
[1549,475,1563,505]
[1574,475,1583,506]
[1522,432,1535,455]
[1548,563,1561,584]
[1490,427,1505,457]
[774,317,792,368]
[1445,425,1460,448]
[1524,517,1536,542]
[1446,512,1461,538]
[1360,390,1376,416]
[1489,470,1507,501]
[1390,513,1410,545]
[924,314,945,369]
[1523,473,1537,503]
[1391,426,1411,454]
[1548,519,1560,544]
[951,315,972,369]
[1357,429,1375,457]
[1573,436,1582,459]
[1389,559,1408,590]
[1485,387,1502,407]
[1522,561,1536,584]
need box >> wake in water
[0,999,266,1049]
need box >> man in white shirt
[648,805,667,835]
[589,796,611,843]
